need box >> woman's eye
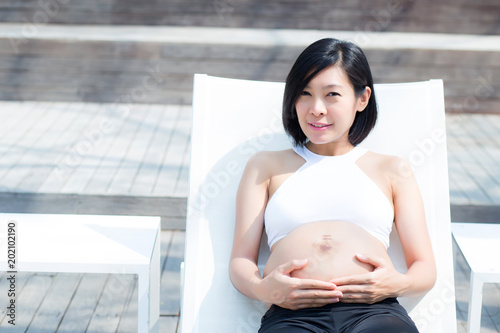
[327,92,340,97]
[300,91,311,96]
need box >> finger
[335,285,368,294]
[356,253,385,268]
[296,278,337,290]
[278,259,308,275]
[296,288,343,300]
[330,272,373,286]
[289,294,342,309]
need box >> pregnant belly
[263,220,390,281]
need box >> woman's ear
[357,86,372,112]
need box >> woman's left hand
[329,254,407,304]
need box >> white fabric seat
[181,74,457,333]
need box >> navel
[319,234,334,251]
[312,233,337,261]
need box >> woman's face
[295,65,371,150]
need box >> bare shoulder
[363,150,410,171]
[362,150,416,188]
[243,148,299,184]
[245,148,298,174]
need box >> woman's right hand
[255,259,342,310]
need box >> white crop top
[264,145,394,249]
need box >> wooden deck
[0,101,190,198]
[447,113,500,205]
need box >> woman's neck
[305,141,355,156]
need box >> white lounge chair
[181,74,457,332]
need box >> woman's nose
[310,99,327,116]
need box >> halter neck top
[264,145,394,249]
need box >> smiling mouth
[309,123,331,128]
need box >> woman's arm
[389,157,437,295]
[229,151,270,300]
[229,151,341,309]
[330,156,436,303]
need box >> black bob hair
[282,38,377,147]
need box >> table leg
[467,272,483,333]
[138,268,150,333]
[150,227,161,332]
[137,228,160,333]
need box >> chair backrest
[181,74,457,333]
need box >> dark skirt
[259,298,419,333]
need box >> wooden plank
[0,87,194,105]
[451,134,500,205]
[152,106,190,196]
[0,56,497,108]
[457,115,500,204]
[172,105,192,197]
[0,102,50,172]
[446,98,500,114]
[161,231,174,273]
[56,273,108,333]
[159,316,179,333]
[0,102,62,191]
[86,274,136,333]
[25,273,82,333]
[446,117,494,204]
[4,55,496,84]
[60,103,133,194]
[37,103,101,193]
[448,170,471,205]
[0,39,164,59]
[452,242,473,318]
[129,105,180,196]
[366,49,500,68]
[82,104,148,194]
[1,0,498,34]
[1,65,498,103]
[2,84,496,113]
[0,57,294,79]
[451,204,500,224]
[15,102,81,193]
[160,231,185,316]
[138,104,181,196]
[483,283,500,332]
[1,40,498,67]
[107,104,160,194]
[481,113,500,130]
[454,114,500,155]
[116,277,138,333]
[0,101,35,147]
[174,136,191,197]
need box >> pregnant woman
[229,38,436,332]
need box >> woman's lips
[308,122,332,131]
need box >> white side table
[0,213,160,333]
[451,222,500,333]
